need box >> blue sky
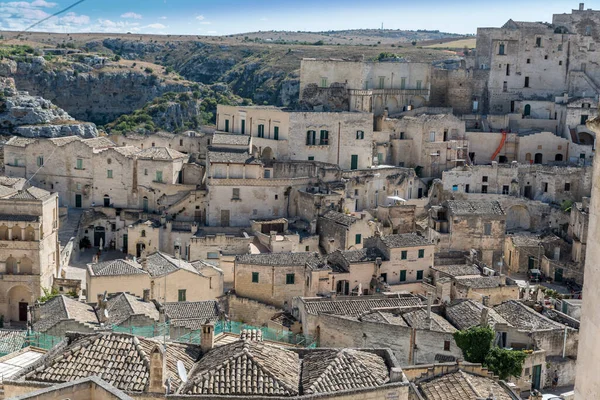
[2,0,598,35]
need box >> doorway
[122,234,128,253]
[142,197,149,213]
[94,226,106,247]
[19,302,28,322]
[75,194,82,208]
[136,242,146,258]
[531,364,542,391]
[336,280,350,295]
[555,268,564,282]
[220,210,230,227]
[534,153,543,164]
[524,186,532,199]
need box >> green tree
[484,347,527,380]
[453,326,495,363]
[38,287,60,303]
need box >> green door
[350,155,358,170]
[528,256,535,270]
[241,119,245,134]
[400,270,407,282]
[555,268,564,282]
[75,194,82,208]
[531,364,542,390]
[122,234,128,253]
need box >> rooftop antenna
[177,360,188,383]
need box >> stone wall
[225,293,283,326]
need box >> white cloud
[59,12,89,25]
[195,15,205,21]
[159,16,167,20]
[199,21,211,25]
[145,23,166,29]
[121,12,142,19]
[30,0,56,7]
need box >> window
[319,130,329,145]
[356,130,364,140]
[286,273,295,285]
[355,234,362,245]
[401,250,407,260]
[378,76,385,89]
[305,246,309,251]
[452,185,458,191]
[207,252,219,259]
[585,25,592,36]
[484,223,492,236]
[306,130,316,145]
[565,183,571,191]
[558,44,563,51]
[465,184,470,193]
[308,156,314,161]
[535,37,541,47]
[444,340,451,351]
[418,249,425,258]
[400,132,405,139]
[502,185,509,195]
[350,155,358,170]
[377,153,383,164]
[180,139,183,146]
[76,183,81,190]
[224,119,229,132]
[36,156,44,167]
[498,44,505,55]
[264,170,271,178]
[178,289,186,302]
[232,188,240,200]
[524,77,530,88]
[13,158,18,167]
[257,124,265,138]
[240,119,246,134]
[141,229,146,237]
[252,272,259,283]
[400,77,406,89]
[543,182,548,192]
[429,131,436,142]
[155,171,163,183]
[144,168,148,176]
[416,80,422,90]
[320,77,328,88]
[506,64,510,76]
[273,126,279,140]
[482,185,488,193]
[76,158,83,170]
[416,270,424,280]
[503,81,508,92]
[400,270,407,282]
[107,170,113,178]
[482,176,488,183]
[527,58,531,64]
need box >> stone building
[316,210,375,253]
[428,200,506,265]
[0,185,59,324]
[568,197,589,266]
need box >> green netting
[24,332,63,350]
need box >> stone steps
[58,208,84,249]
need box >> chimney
[141,256,148,272]
[143,289,150,302]
[482,296,490,307]
[480,307,490,327]
[579,3,584,11]
[148,345,166,393]
[97,293,108,323]
[201,320,215,353]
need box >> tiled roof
[81,137,116,149]
[320,210,359,226]
[360,311,409,326]
[212,133,251,146]
[379,233,431,248]
[432,264,481,277]
[48,136,81,146]
[454,276,504,289]
[145,252,198,277]
[327,248,384,273]
[33,295,97,333]
[301,349,389,395]
[207,148,261,164]
[510,232,561,247]
[180,340,300,396]
[0,186,18,199]
[0,176,26,189]
[104,293,159,326]
[8,187,52,200]
[5,136,37,147]
[111,145,141,157]
[0,214,39,222]
[236,252,322,267]
[418,370,513,400]
[493,300,564,331]
[402,309,457,333]
[446,200,505,216]
[445,300,511,330]
[302,295,422,316]
[88,259,145,276]
[164,301,221,330]
[0,330,27,354]
[137,147,187,161]
[23,332,200,392]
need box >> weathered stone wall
[225,293,283,326]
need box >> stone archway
[261,147,274,163]
[0,225,7,240]
[8,285,32,322]
[506,205,531,231]
[20,256,33,275]
[374,96,384,116]
[386,97,399,114]
[11,225,21,241]
[412,96,426,108]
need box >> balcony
[349,88,430,96]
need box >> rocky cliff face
[0,76,97,138]
[0,58,191,126]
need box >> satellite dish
[177,360,188,383]
[104,309,109,319]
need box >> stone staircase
[58,208,84,249]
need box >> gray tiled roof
[454,276,504,289]
[493,300,565,332]
[445,300,511,330]
[212,133,251,146]
[379,233,431,248]
[432,264,481,277]
[33,295,97,333]
[145,252,198,278]
[446,200,505,216]
[418,370,514,400]
[327,248,384,273]
[0,330,27,354]
[180,340,300,396]
[320,210,359,226]
[5,136,37,147]
[47,136,81,146]
[104,293,159,326]
[207,148,261,164]
[236,252,323,267]
[302,295,422,316]
[23,332,200,392]
[164,301,220,330]
[509,232,561,247]
[402,309,457,333]
[360,311,409,326]
[8,187,52,200]
[137,146,187,161]
[301,349,389,395]
[81,137,115,149]
[89,259,145,276]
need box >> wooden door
[220,210,230,227]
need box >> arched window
[6,256,17,274]
[555,154,563,161]
[11,225,21,241]
[20,257,32,274]
[141,230,146,238]
[0,225,8,241]
[103,195,110,207]
[525,153,532,162]
[523,104,531,117]
[25,226,35,241]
